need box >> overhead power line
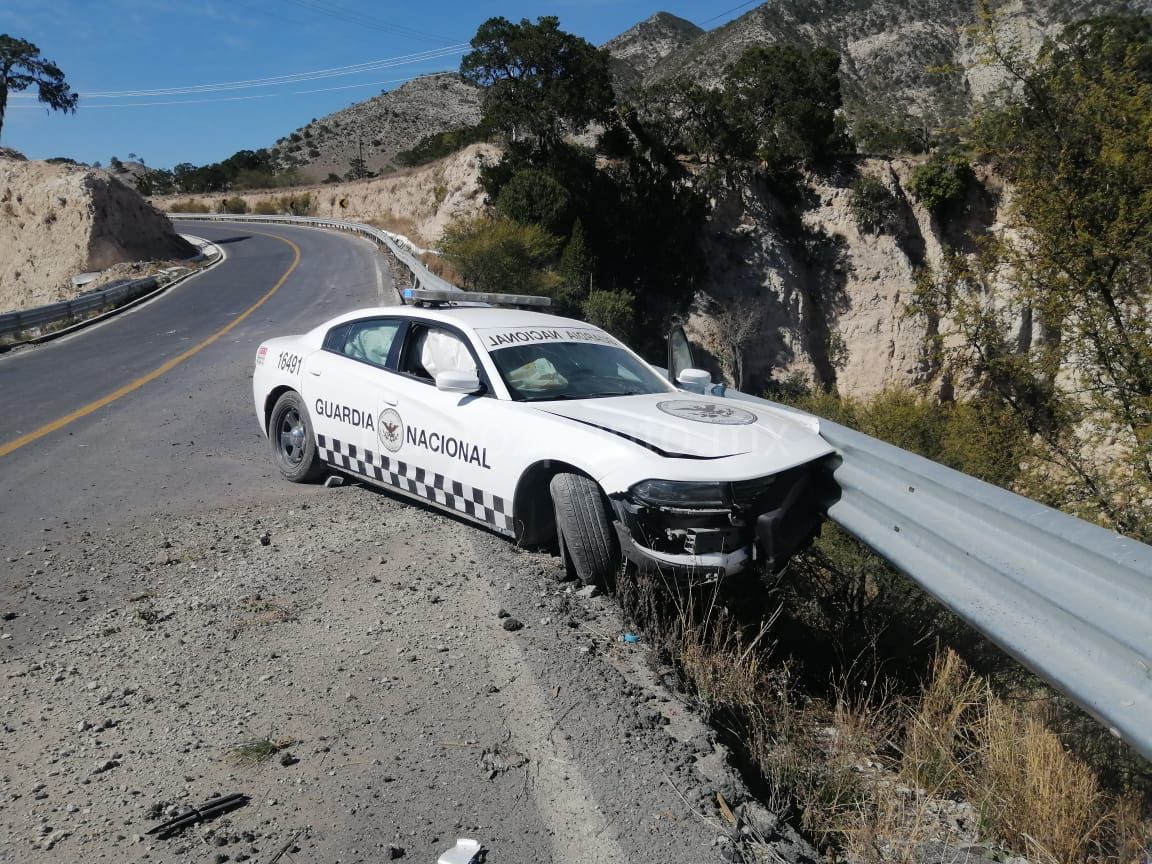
[9,71,451,109]
[10,45,467,100]
[700,0,761,26]
[282,0,460,44]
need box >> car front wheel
[269,391,324,483]
[550,472,620,588]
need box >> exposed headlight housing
[629,479,727,508]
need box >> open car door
[666,325,726,396]
[667,324,696,385]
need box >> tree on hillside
[460,16,614,154]
[721,44,851,171]
[923,14,1152,540]
[632,45,851,182]
[0,35,78,142]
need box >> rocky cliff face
[685,159,1001,398]
[602,12,704,91]
[0,152,194,313]
[609,0,1151,129]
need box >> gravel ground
[0,479,819,864]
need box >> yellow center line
[0,231,302,460]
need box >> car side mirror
[435,370,484,394]
[676,368,712,393]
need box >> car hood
[534,393,830,466]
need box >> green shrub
[252,199,279,215]
[218,196,249,214]
[395,124,486,167]
[848,175,901,234]
[439,214,560,296]
[581,291,633,341]
[495,168,572,234]
[852,111,930,155]
[908,154,974,217]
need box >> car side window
[338,319,401,368]
[399,325,478,382]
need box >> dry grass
[228,596,297,638]
[243,596,296,626]
[899,649,984,794]
[618,567,1151,863]
[618,571,874,843]
[168,198,210,213]
[228,736,295,766]
[977,700,1110,863]
[420,252,466,287]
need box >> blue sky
[1,1,756,169]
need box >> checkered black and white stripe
[316,434,515,536]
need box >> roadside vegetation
[620,386,1150,861]
[168,192,314,217]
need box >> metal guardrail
[0,276,159,339]
[168,212,1152,762]
[172,213,459,294]
[728,390,1152,762]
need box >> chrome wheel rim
[278,407,306,465]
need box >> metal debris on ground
[323,475,345,487]
[437,838,486,864]
[145,793,249,838]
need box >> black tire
[553,497,578,582]
[268,391,324,483]
[549,472,620,588]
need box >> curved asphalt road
[0,222,392,552]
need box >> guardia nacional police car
[253,289,836,585]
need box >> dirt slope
[0,152,193,313]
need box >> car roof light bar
[401,288,552,308]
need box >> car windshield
[489,341,673,402]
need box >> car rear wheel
[549,472,620,588]
[269,391,324,483]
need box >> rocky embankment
[0,150,194,313]
[156,144,496,249]
[686,157,1004,397]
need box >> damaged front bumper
[610,460,834,579]
[612,522,751,578]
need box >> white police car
[253,290,836,585]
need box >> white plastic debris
[437,838,483,864]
